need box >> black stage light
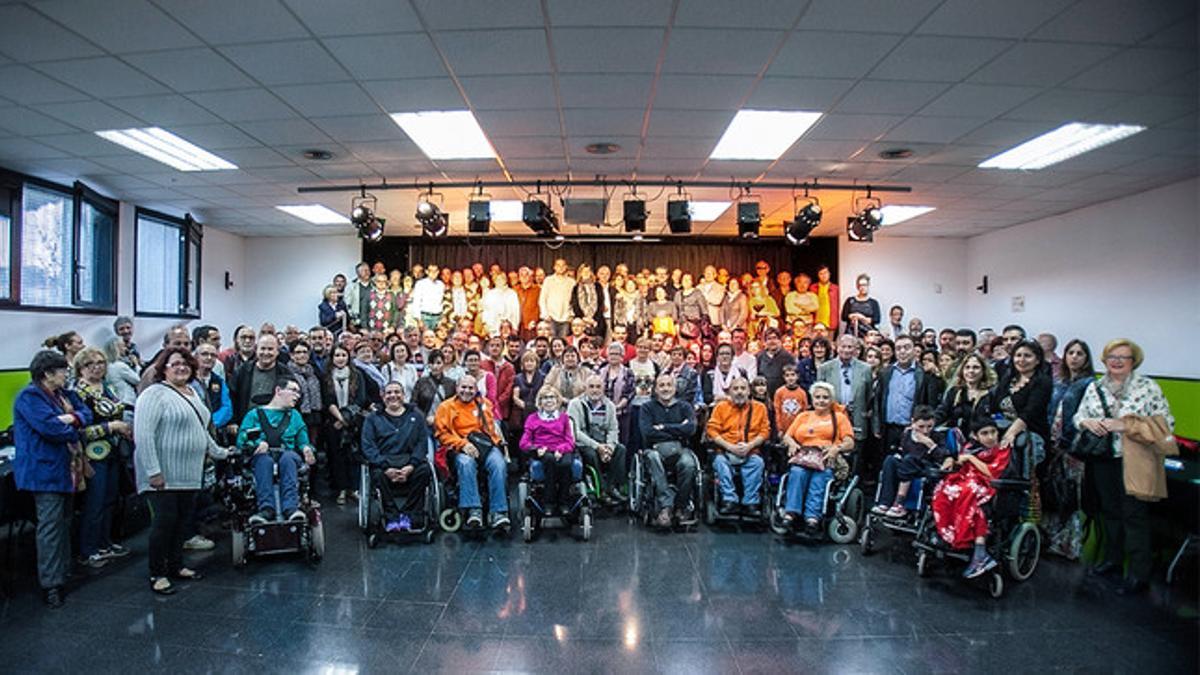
[623,199,647,233]
[416,199,448,238]
[786,201,821,245]
[468,200,491,234]
[522,199,559,236]
[667,199,691,233]
[847,215,873,242]
[859,204,883,230]
[737,202,760,238]
[351,203,372,228]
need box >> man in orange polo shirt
[705,378,770,517]
[433,374,509,531]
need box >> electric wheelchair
[516,453,595,542]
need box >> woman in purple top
[520,387,576,516]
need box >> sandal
[172,567,204,581]
[151,577,176,595]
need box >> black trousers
[876,453,929,507]
[538,453,575,508]
[578,443,628,493]
[145,490,197,578]
[1086,457,1152,581]
[373,462,432,520]
[324,423,355,492]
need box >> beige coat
[1121,414,1178,502]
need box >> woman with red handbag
[779,381,855,536]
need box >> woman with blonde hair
[519,386,576,516]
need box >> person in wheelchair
[433,374,510,531]
[705,377,770,517]
[779,381,854,535]
[360,382,432,533]
[639,374,699,529]
[567,375,626,506]
[930,418,1012,578]
[235,377,316,525]
[519,387,576,517]
[869,405,949,519]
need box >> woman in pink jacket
[520,387,576,516]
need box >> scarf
[332,366,351,408]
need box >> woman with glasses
[72,348,132,569]
[1074,339,1174,595]
[134,347,229,595]
[520,387,576,517]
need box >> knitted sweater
[133,383,227,493]
[520,412,575,455]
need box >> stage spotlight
[847,215,874,242]
[416,198,448,238]
[667,199,691,234]
[468,200,491,234]
[623,199,647,233]
[737,202,760,238]
[350,192,386,241]
[361,216,385,241]
[786,200,821,245]
[859,204,883,230]
[522,199,559,236]
[351,203,372,228]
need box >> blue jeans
[785,466,832,520]
[712,454,764,505]
[79,453,120,557]
[455,447,509,513]
[252,450,301,513]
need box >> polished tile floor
[0,501,1195,674]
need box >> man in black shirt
[755,328,796,398]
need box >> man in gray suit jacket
[816,334,873,445]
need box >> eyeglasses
[85,361,106,368]
[1105,355,1134,363]
[167,362,191,370]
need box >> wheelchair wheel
[231,529,247,567]
[522,513,534,543]
[704,494,718,526]
[916,550,929,577]
[1007,522,1041,581]
[859,526,875,555]
[367,532,380,549]
[357,467,370,531]
[988,571,1005,599]
[309,520,325,564]
[581,510,593,541]
[768,509,790,537]
[827,513,859,544]
[439,508,462,533]
[843,487,864,523]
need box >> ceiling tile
[646,110,731,138]
[208,146,294,169]
[918,83,1042,118]
[108,94,222,126]
[805,113,905,141]
[0,65,89,105]
[800,0,942,33]
[412,0,543,29]
[563,108,643,136]
[1141,13,1198,49]
[553,28,662,73]
[490,135,565,159]
[968,42,1116,87]
[168,123,264,149]
[1000,88,1127,122]
[869,36,1014,82]
[92,153,178,173]
[122,48,257,92]
[460,74,556,110]
[237,118,333,146]
[953,119,1062,148]
[323,34,447,80]
[303,161,379,180]
[436,29,551,76]
[746,77,855,110]
[882,116,986,144]
[36,132,124,156]
[641,136,712,159]
[0,5,104,62]
[674,0,804,29]
[361,77,465,111]
[663,28,783,75]
[1065,48,1196,93]
[834,80,949,115]
[655,74,755,110]
[188,88,299,122]
[310,115,403,143]
[155,0,309,44]
[1031,0,1192,44]
[915,0,1075,38]
[476,108,561,137]
[40,100,144,130]
[37,0,202,53]
[339,139,424,163]
[220,41,350,85]
[0,107,77,136]
[558,74,653,109]
[1096,95,1198,127]
[782,139,871,161]
[273,82,380,117]
[546,0,672,27]
[35,57,168,98]
[283,0,421,36]
[770,32,901,79]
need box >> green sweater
[235,406,312,453]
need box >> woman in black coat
[321,346,372,504]
[990,339,1053,459]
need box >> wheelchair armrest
[989,478,1030,490]
[923,468,951,481]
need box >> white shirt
[412,277,445,314]
[539,274,576,322]
[732,351,758,380]
[481,286,521,336]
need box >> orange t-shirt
[785,409,853,448]
[773,385,810,436]
[705,400,770,451]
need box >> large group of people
[11,256,1177,608]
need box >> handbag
[793,446,826,471]
[1068,382,1113,459]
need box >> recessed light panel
[389,110,497,160]
[276,204,350,224]
[709,110,823,160]
[979,122,1145,170]
[95,127,237,171]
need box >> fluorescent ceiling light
[389,110,497,160]
[95,127,237,171]
[709,110,823,160]
[979,122,1145,170]
[490,200,524,221]
[689,201,731,221]
[276,205,349,225]
[879,205,936,226]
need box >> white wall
[241,234,361,331]
[965,177,1200,377]
[839,235,968,334]
[198,227,246,337]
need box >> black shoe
[43,587,64,609]
[803,519,820,537]
[1089,561,1120,578]
[743,504,761,519]
[677,509,697,526]
[717,502,737,517]
[1116,578,1149,596]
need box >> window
[0,186,12,302]
[135,209,201,318]
[74,183,117,310]
[20,185,73,308]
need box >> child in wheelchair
[360,382,433,534]
[870,405,949,519]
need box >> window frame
[0,179,16,309]
[134,207,202,319]
[72,181,119,312]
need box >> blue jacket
[191,372,233,428]
[13,384,93,493]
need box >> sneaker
[81,553,109,569]
[349,491,360,501]
[870,504,890,516]
[466,509,484,529]
[717,502,737,517]
[287,509,307,522]
[336,491,347,506]
[105,543,131,558]
[490,512,511,529]
[655,508,672,528]
[385,519,404,533]
[884,505,908,519]
[396,514,413,532]
[804,519,821,536]
[183,535,215,551]
[248,508,275,525]
[963,555,998,579]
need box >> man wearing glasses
[818,334,873,473]
[235,377,316,525]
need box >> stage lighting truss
[415,189,448,238]
[786,192,822,246]
[350,190,385,241]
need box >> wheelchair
[223,446,324,567]
[435,430,513,537]
[909,433,1042,599]
[768,452,865,544]
[356,439,441,547]
[702,441,773,529]
[627,443,705,531]
[516,454,594,542]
